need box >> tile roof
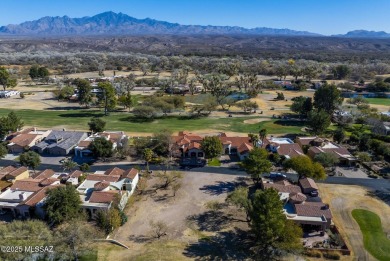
[294,202,332,219]
[277,144,304,158]
[263,183,302,194]
[8,134,39,147]
[7,167,28,178]
[77,140,92,148]
[88,190,119,204]
[86,174,120,182]
[188,141,201,150]
[289,192,307,202]
[296,136,317,146]
[69,170,83,178]
[219,136,251,148]
[39,178,59,186]
[238,142,253,154]
[94,181,110,191]
[23,186,58,206]
[0,166,16,176]
[104,167,125,176]
[10,179,42,192]
[34,169,55,179]
[299,178,318,190]
[33,130,87,151]
[122,168,138,179]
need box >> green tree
[61,158,78,172]
[0,144,7,158]
[0,66,17,91]
[250,189,302,259]
[143,148,154,172]
[132,105,157,119]
[356,152,371,162]
[241,148,272,184]
[19,151,41,173]
[226,186,251,222]
[291,96,313,117]
[313,84,343,114]
[74,78,92,108]
[314,152,340,168]
[96,208,122,234]
[332,65,351,80]
[0,111,24,139]
[333,128,345,143]
[118,93,136,111]
[79,163,90,172]
[98,82,117,116]
[88,137,113,159]
[200,136,223,159]
[259,128,267,148]
[248,133,259,147]
[29,65,49,82]
[88,117,106,133]
[43,185,82,225]
[307,110,331,135]
[284,155,326,180]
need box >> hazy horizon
[1,0,390,35]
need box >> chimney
[34,127,37,132]
[19,192,25,200]
[63,128,66,131]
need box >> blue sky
[1,0,389,35]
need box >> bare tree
[149,220,168,239]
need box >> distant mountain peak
[333,30,390,38]
[0,11,321,36]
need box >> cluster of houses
[0,165,139,220]
[174,131,358,166]
[261,176,332,231]
[5,127,128,157]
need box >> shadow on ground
[366,189,390,206]
[187,210,233,232]
[199,177,247,196]
[183,228,252,260]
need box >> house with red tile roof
[76,167,139,218]
[307,140,358,166]
[265,137,304,159]
[7,129,51,154]
[219,133,254,160]
[262,176,332,230]
[172,131,204,158]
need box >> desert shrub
[323,251,341,260]
[304,249,322,258]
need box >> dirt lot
[99,171,249,260]
[319,184,390,261]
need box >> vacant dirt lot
[319,184,390,261]
[99,171,248,260]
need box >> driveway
[334,166,368,179]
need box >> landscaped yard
[352,209,390,261]
[365,98,390,106]
[207,158,221,166]
[0,109,304,135]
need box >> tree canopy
[200,136,223,159]
[0,66,17,91]
[88,117,106,133]
[0,111,24,140]
[240,148,272,184]
[307,109,331,135]
[314,152,340,168]
[88,137,113,158]
[43,185,82,225]
[73,78,92,107]
[284,155,326,180]
[313,84,343,114]
[19,151,41,172]
[98,82,117,115]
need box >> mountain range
[0,11,388,38]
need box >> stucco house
[7,129,51,154]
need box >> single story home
[32,130,88,156]
[7,129,51,154]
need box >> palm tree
[248,133,259,147]
[62,158,78,172]
[259,128,267,148]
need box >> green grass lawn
[0,109,304,134]
[351,209,390,261]
[207,158,221,166]
[365,98,390,106]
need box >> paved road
[1,158,389,190]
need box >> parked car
[269,172,287,179]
